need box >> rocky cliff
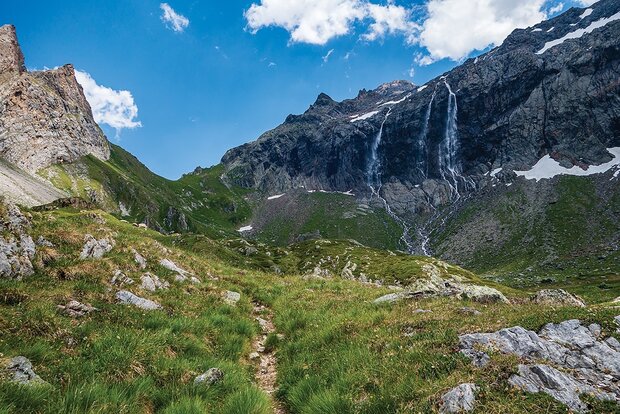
[0,25,109,173]
[223,0,620,204]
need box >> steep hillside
[39,144,254,237]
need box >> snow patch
[580,8,593,19]
[546,26,555,32]
[490,168,502,177]
[238,225,253,232]
[267,194,285,200]
[532,28,543,32]
[515,148,620,182]
[537,12,620,54]
[308,189,355,196]
[378,94,410,107]
[350,111,380,122]
[417,85,428,92]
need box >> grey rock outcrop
[57,300,97,317]
[0,202,35,280]
[0,25,109,174]
[223,291,241,306]
[509,364,614,413]
[79,234,113,259]
[530,289,586,307]
[459,318,620,411]
[439,383,478,413]
[374,266,509,304]
[110,270,134,287]
[4,356,47,386]
[115,290,162,310]
[140,273,169,292]
[194,368,224,386]
[132,249,147,269]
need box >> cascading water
[417,86,437,179]
[367,109,416,254]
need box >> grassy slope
[40,144,254,237]
[433,176,620,299]
[247,192,403,251]
[1,206,619,413]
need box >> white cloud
[160,3,189,32]
[75,70,141,135]
[363,1,419,43]
[418,0,548,64]
[244,0,417,45]
[548,2,565,14]
[322,49,335,63]
[575,0,598,6]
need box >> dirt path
[251,302,286,414]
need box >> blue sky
[1,0,592,179]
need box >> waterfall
[417,86,437,178]
[366,109,416,254]
[367,109,391,190]
[439,79,462,199]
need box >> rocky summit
[0,25,109,174]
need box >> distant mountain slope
[219,0,620,279]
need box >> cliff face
[221,0,620,214]
[0,25,109,173]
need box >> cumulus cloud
[363,1,419,42]
[575,0,598,5]
[244,0,416,45]
[160,3,189,32]
[245,0,580,65]
[548,2,565,14]
[75,70,141,135]
[418,0,548,64]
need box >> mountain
[220,0,620,283]
[0,25,109,173]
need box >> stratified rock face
[0,25,110,173]
[0,25,25,80]
[221,0,620,212]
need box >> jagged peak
[0,24,26,77]
[313,92,335,107]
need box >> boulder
[223,291,241,306]
[79,234,113,259]
[132,249,147,269]
[374,292,408,304]
[110,270,134,286]
[458,284,509,304]
[115,290,161,310]
[439,383,478,413]
[57,300,97,317]
[459,307,482,316]
[194,368,224,386]
[530,289,586,307]
[4,356,47,386]
[140,273,169,292]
